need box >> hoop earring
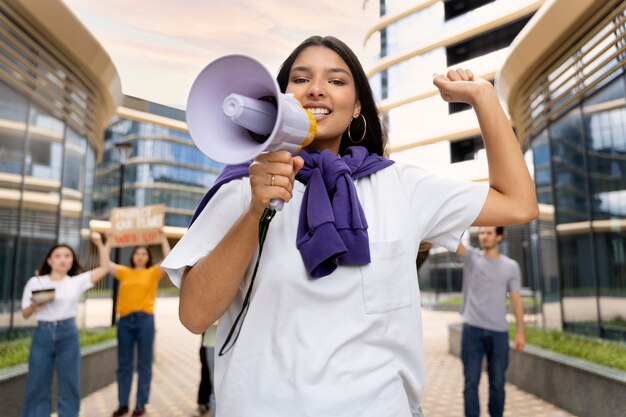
[348,114,367,144]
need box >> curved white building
[365,0,542,181]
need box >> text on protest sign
[109,204,165,248]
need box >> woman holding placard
[104,228,171,417]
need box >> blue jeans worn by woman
[20,318,80,417]
[117,311,155,408]
[461,323,509,417]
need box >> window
[450,135,484,163]
[444,0,495,21]
[380,27,388,59]
[446,15,532,66]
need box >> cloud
[64,0,378,108]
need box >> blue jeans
[117,312,155,408]
[20,318,80,417]
[461,323,509,417]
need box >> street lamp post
[111,142,133,326]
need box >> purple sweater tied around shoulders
[190,146,394,278]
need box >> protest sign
[109,204,165,248]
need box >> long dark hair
[129,246,153,268]
[37,244,84,277]
[276,36,387,156]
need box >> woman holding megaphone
[163,36,538,417]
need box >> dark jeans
[461,323,509,417]
[21,318,80,417]
[117,312,155,408]
[197,345,213,405]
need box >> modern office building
[498,0,626,339]
[365,0,540,172]
[364,0,626,340]
[91,96,223,267]
[363,0,541,302]
[0,0,122,331]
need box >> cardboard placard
[109,204,165,248]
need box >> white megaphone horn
[186,55,317,210]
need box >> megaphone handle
[269,198,284,211]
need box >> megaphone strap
[219,207,277,356]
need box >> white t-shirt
[21,272,93,322]
[163,163,488,417]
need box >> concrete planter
[0,338,117,417]
[449,323,626,417]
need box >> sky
[63,0,379,110]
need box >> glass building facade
[503,0,626,340]
[94,97,222,230]
[0,0,121,332]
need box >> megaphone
[186,55,317,166]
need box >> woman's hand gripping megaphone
[248,150,304,217]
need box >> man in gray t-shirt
[456,226,525,417]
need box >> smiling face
[47,246,74,275]
[286,46,361,154]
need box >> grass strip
[0,327,116,369]
[510,325,626,371]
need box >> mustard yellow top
[115,265,161,317]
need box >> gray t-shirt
[460,246,522,332]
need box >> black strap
[218,207,276,356]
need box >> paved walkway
[72,298,575,417]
